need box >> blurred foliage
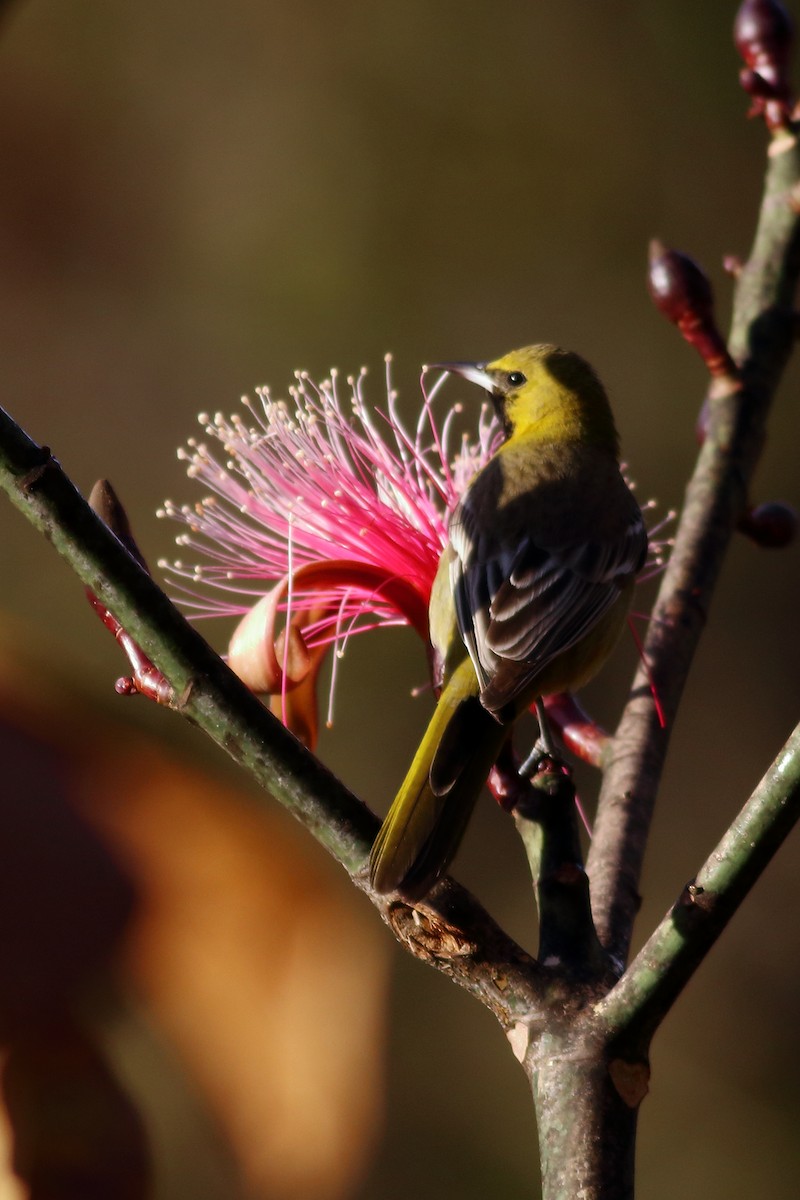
[0,1,798,1198]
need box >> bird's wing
[449,491,647,713]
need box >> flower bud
[648,241,737,380]
[734,0,794,130]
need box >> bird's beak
[426,362,496,392]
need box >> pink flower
[159,359,503,746]
[160,358,671,756]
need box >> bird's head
[433,344,620,454]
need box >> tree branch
[595,718,800,1054]
[507,764,606,977]
[587,131,800,969]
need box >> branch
[595,718,800,1053]
[587,131,800,969]
[0,407,545,1023]
[490,751,606,977]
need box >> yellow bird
[369,345,648,900]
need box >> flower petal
[227,589,288,694]
[289,559,431,642]
[269,641,328,749]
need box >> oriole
[369,345,648,899]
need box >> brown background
[0,1,799,1197]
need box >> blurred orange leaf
[0,628,387,1200]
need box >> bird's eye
[506,371,526,388]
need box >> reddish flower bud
[649,241,713,325]
[738,500,798,546]
[648,241,738,381]
[734,0,794,130]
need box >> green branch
[512,767,606,977]
[596,719,800,1053]
[0,414,374,867]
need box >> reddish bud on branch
[734,0,795,131]
[737,500,798,546]
[648,241,739,382]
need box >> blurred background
[0,0,799,1196]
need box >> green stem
[513,767,606,976]
[596,719,800,1053]
[0,412,375,870]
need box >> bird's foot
[518,741,564,780]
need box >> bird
[369,344,648,900]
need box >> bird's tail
[369,658,508,899]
